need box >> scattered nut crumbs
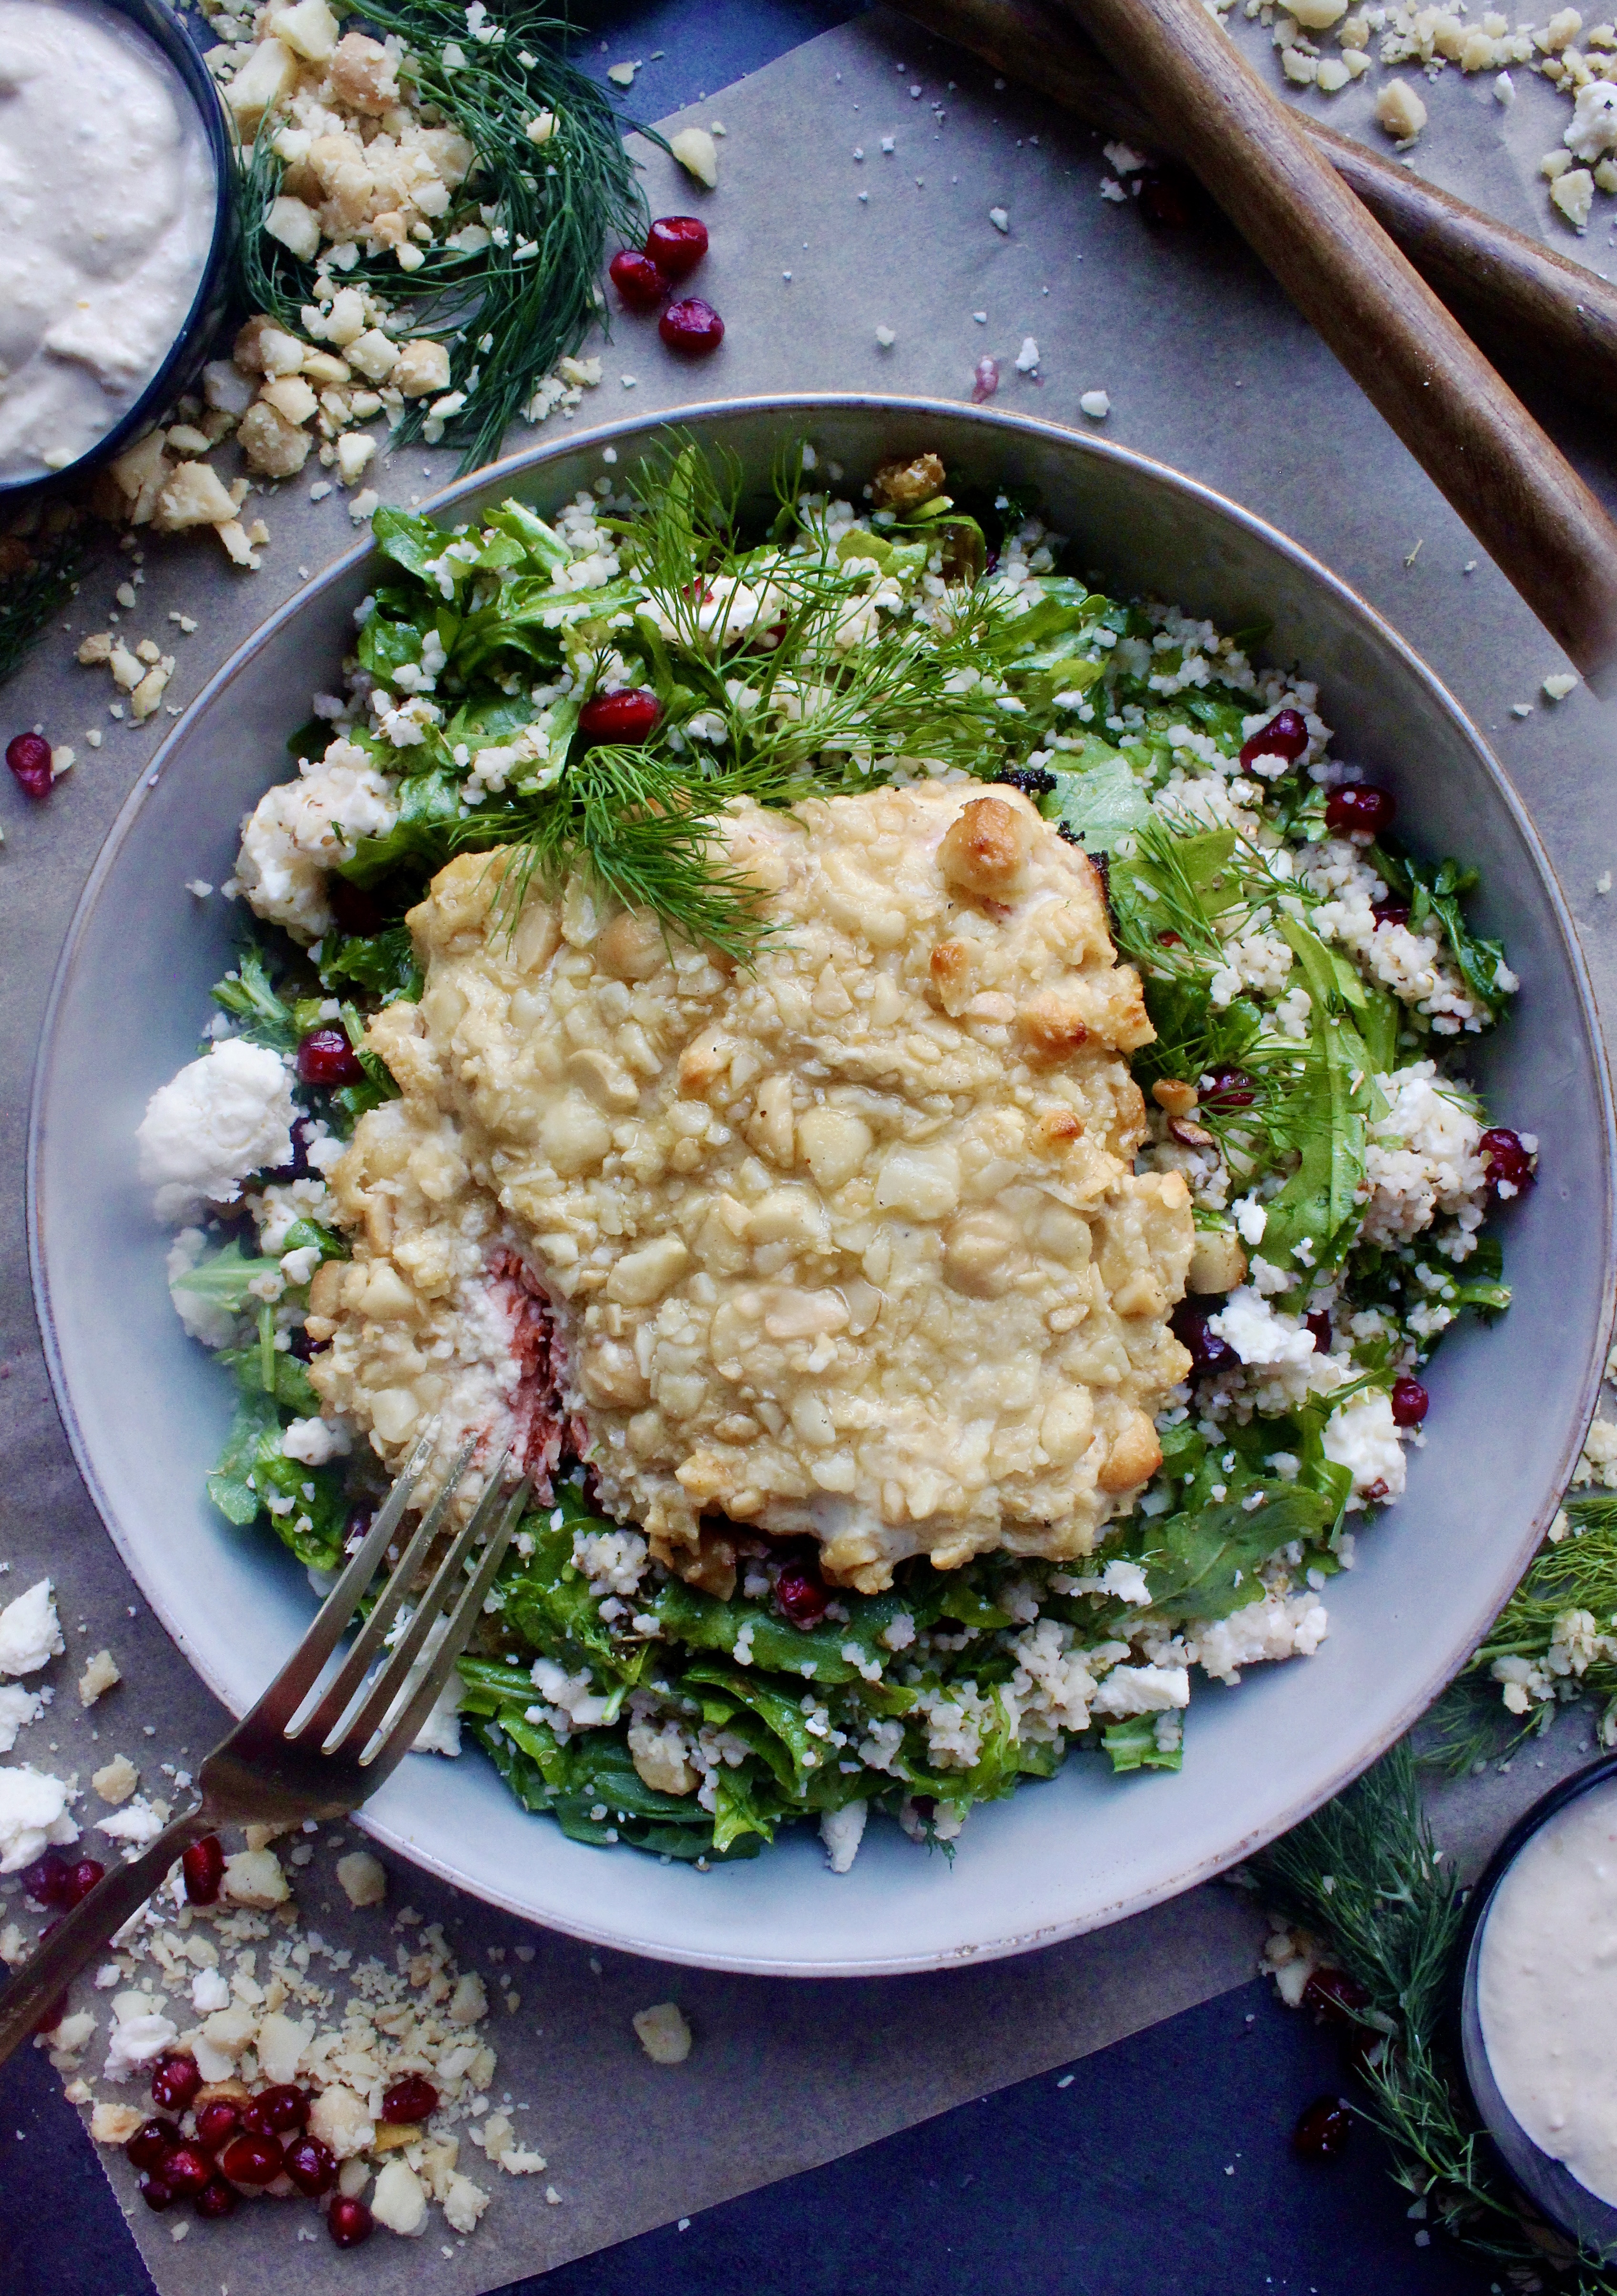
[632,2002,693,2064]
[76,1649,121,1708]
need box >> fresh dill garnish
[0,519,83,689]
[236,0,652,474]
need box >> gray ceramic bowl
[29,397,1616,1975]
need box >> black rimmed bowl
[1461,1752,1617,2258]
[28,395,1617,1974]
[0,0,236,501]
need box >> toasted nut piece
[1187,1226,1248,1295]
[938,795,1034,899]
[870,451,945,510]
[677,1526,737,1601]
[327,30,399,112]
[1096,1410,1163,1493]
[394,338,451,399]
[1152,1078,1198,1118]
[1167,1115,1217,1150]
[1018,990,1089,1063]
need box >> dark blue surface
[0,1978,1491,2295]
[0,6,1492,2291]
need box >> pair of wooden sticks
[896,0,1617,676]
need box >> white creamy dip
[1478,1777,1617,2207]
[0,0,215,483]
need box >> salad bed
[152,438,1530,1869]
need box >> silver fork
[0,1431,526,2067]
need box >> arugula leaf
[371,506,453,584]
[339,769,468,887]
[1041,742,1154,849]
[205,1389,346,1569]
[1139,1483,1334,1623]
[1371,847,1515,1025]
[171,1240,280,1312]
[318,927,423,1004]
[211,949,304,1052]
[1259,918,1372,1274]
[1102,1714,1183,1774]
[220,1344,321,1416]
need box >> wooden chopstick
[892,0,1617,418]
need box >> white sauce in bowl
[1478,1778,1617,2208]
[0,0,215,483]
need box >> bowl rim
[1459,1750,1617,2258]
[30,393,1617,1973]
[0,0,238,502]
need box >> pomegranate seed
[1390,1375,1429,1427]
[242,2083,306,2135]
[328,874,385,936]
[150,2052,203,2113]
[220,2131,284,2187]
[970,354,999,404]
[126,2118,181,2173]
[61,1856,105,1908]
[1371,899,1410,931]
[1361,1478,1391,1506]
[1156,929,1182,947]
[1304,1310,1332,1355]
[139,2171,179,2212]
[183,1835,225,1906]
[608,248,668,310]
[296,1026,365,1088]
[1170,1300,1235,1378]
[328,2194,375,2247]
[282,2133,338,2198]
[1136,165,1198,227]
[1480,1127,1535,1195]
[1291,2095,1353,2160]
[578,687,662,744]
[194,2098,242,2151]
[659,296,725,354]
[1324,784,1396,839]
[194,2178,239,2220]
[19,1848,72,1908]
[380,2074,440,2124]
[773,1564,829,1629]
[1238,708,1309,774]
[645,214,708,277]
[1302,1967,1370,2024]
[1201,1067,1257,1111]
[6,730,53,800]
[164,2143,217,2196]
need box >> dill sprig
[1425,1494,1617,1771]
[457,741,799,965]
[0,520,83,689]
[237,0,650,473]
[1250,1742,1617,2285]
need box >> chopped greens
[158,434,1526,1872]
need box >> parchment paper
[3,11,1617,2290]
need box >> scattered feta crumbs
[1598,871,1613,895]
[1103,139,1148,173]
[874,324,897,348]
[221,1845,290,1908]
[1544,671,1580,700]
[820,1800,868,1873]
[76,1649,121,1708]
[0,1578,64,1677]
[91,1753,139,1804]
[1576,1414,1617,1488]
[632,2002,693,2064]
[348,486,380,523]
[1099,177,1127,202]
[1014,336,1041,374]
[1079,389,1112,419]
[1511,701,1535,718]
[989,205,1009,231]
[335,1848,388,1907]
[670,125,718,186]
[1375,78,1428,140]
[0,1687,43,1754]
[606,58,640,86]
[881,134,896,152]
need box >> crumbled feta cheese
[281,1414,351,1466]
[1014,336,1040,373]
[0,1761,78,1870]
[0,1578,63,1676]
[1194,1591,1330,1683]
[1544,670,1580,700]
[989,205,1009,231]
[137,1040,296,1221]
[234,735,399,940]
[1322,1389,1407,1507]
[0,1685,43,1753]
[1208,1287,1318,1368]
[1079,389,1111,419]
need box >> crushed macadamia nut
[76,1649,121,1707]
[633,2001,693,2063]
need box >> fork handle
[0,1804,212,2070]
